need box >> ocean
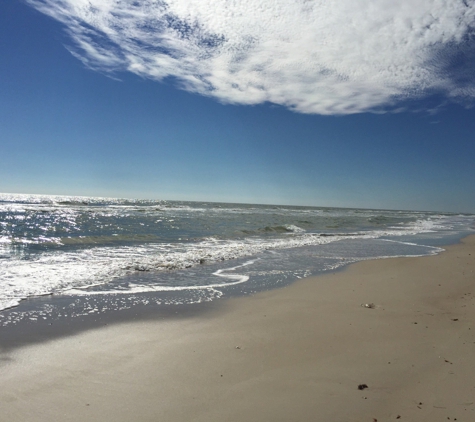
[1,193,474,327]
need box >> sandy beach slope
[1,235,474,421]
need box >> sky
[1,0,475,213]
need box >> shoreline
[0,231,469,351]
[1,235,474,421]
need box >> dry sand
[1,235,474,422]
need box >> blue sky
[1,0,475,212]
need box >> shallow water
[0,193,473,326]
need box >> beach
[1,235,474,421]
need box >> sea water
[0,193,473,326]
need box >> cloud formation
[28,0,475,114]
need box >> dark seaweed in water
[368,215,402,225]
[261,225,297,233]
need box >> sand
[1,235,474,422]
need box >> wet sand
[1,235,474,421]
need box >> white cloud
[28,0,475,114]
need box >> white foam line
[212,259,257,282]
[354,252,443,261]
[379,238,445,251]
[61,259,258,296]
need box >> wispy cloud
[28,0,475,114]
